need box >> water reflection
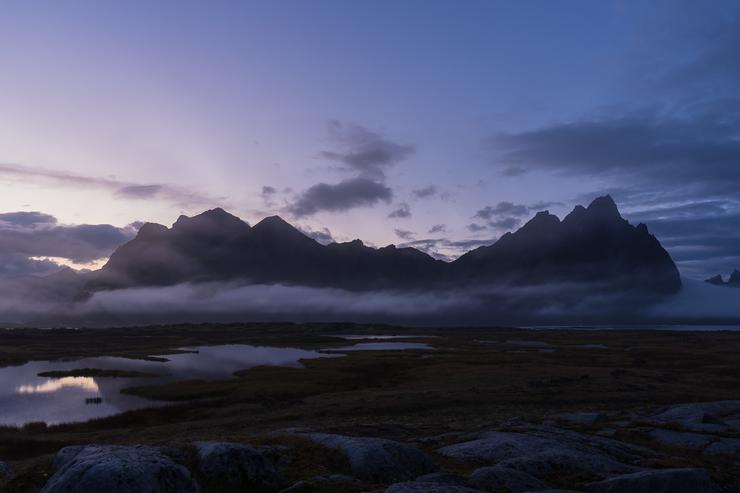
[0,344,331,427]
[16,376,99,394]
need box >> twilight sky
[1,0,739,279]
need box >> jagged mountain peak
[91,196,681,294]
[174,208,249,229]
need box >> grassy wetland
[1,323,740,492]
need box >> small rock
[194,441,277,490]
[469,465,548,492]
[385,482,485,492]
[647,429,715,450]
[586,468,717,493]
[40,445,200,493]
[308,433,436,482]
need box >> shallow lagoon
[0,344,332,426]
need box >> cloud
[288,177,393,217]
[320,121,415,179]
[298,226,335,245]
[467,223,486,233]
[0,163,220,207]
[528,201,563,211]
[428,224,446,234]
[0,253,64,276]
[394,228,414,241]
[491,100,740,199]
[388,202,411,219]
[489,217,521,230]
[261,185,278,207]
[474,201,528,220]
[412,185,438,199]
[0,211,57,228]
[623,201,740,279]
[0,212,139,268]
[115,185,162,199]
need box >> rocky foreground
[3,400,739,492]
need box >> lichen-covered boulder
[308,433,436,482]
[40,445,200,493]
[193,441,277,490]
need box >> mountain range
[81,195,681,295]
[705,269,740,288]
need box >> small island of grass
[38,368,159,379]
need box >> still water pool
[0,345,331,426]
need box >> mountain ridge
[85,195,682,294]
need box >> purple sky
[1,0,739,279]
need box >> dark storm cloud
[0,212,139,265]
[388,202,411,219]
[0,163,219,207]
[428,224,446,234]
[288,177,393,217]
[320,121,415,180]
[412,185,438,199]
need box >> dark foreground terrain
[1,323,739,492]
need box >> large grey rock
[437,428,639,476]
[586,468,717,493]
[496,449,635,479]
[385,482,485,492]
[437,432,560,464]
[650,401,740,432]
[40,445,200,493]
[193,441,277,490]
[647,429,715,450]
[308,433,436,482]
[469,465,547,492]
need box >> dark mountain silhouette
[86,195,681,294]
[453,195,681,293]
[705,269,740,288]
